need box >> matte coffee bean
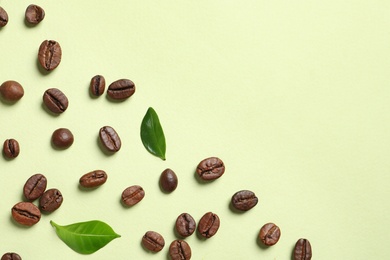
[258,223,281,246]
[3,139,20,159]
[142,231,165,252]
[0,81,24,102]
[51,128,74,149]
[169,240,191,260]
[0,7,8,27]
[196,157,225,180]
[107,79,135,100]
[294,238,312,260]
[197,212,220,238]
[231,190,258,211]
[175,213,196,237]
[99,126,121,152]
[39,188,63,212]
[38,40,62,71]
[25,4,45,24]
[11,202,41,226]
[23,173,47,201]
[1,252,22,260]
[90,75,105,96]
[121,185,144,206]
[159,168,178,192]
[43,88,68,114]
[79,170,107,188]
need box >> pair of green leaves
[141,107,166,160]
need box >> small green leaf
[50,220,120,255]
[140,107,166,160]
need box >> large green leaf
[50,220,120,254]
[140,107,166,160]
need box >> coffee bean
[169,240,191,260]
[107,79,135,100]
[231,190,258,211]
[38,40,62,71]
[23,173,47,201]
[99,126,121,152]
[0,7,8,27]
[39,188,63,212]
[175,213,196,238]
[258,223,281,246]
[51,128,74,149]
[11,202,41,226]
[90,75,105,96]
[196,157,225,180]
[0,81,24,102]
[79,170,107,188]
[294,238,312,260]
[25,4,45,24]
[43,88,68,114]
[159,168,178,193]
[3,139,20,159]
[141,231,165,252]
[197,212,220,238]
[121,185,144,206]
[1,252,22,260]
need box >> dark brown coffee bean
[121,185,144,206]
[294,238,312,260]
[11,202,41,226]
[23,173,47,201]
[25,4,45,24]
[0,81,24,102]
[159,168,178,192]
[90,75,105,96]
[142,231,165,252]
[258,223,281,246]
[231,190,258,211]
[197,212,220,238]
[99,126,121,152]
[175,213,196,237]
[3,139,20,159]
[39,188,63,212]
[51,128,74,149]
[169,240,191,260]
[79,170,107,188]
[43,88,68,114]
[196,157,225,180]
[1,252,22,260]
[38,40,62,71]
[107,79,135,100]
[0,7,8,27]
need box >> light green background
[1,1,389,259]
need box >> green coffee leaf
[140,107,166,160]
[50,220,120,254]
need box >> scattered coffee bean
[90,75,105,97]
[141,231,165,252]
[0,7,8,27]
[294,238,312,260]
[39,188,63,212]
[159,168,178,192]
[197,212,220,238]
[43,88,68,114]
[99,126,121,152]
[196,157,225,180]
[0,80,24,102]
[169,240,191,260]
[38,40,62,71]
[25,4,45,24]
[258,223,281,246]
[107,79,135,100]
[231,190,258,211]
[3,139,20,159]
[121,185,145,206]
[51,128,74,149]
[11,202,41,226]
[175,213,196,238]
[23,173,47,201]
[79,170,107,188]
[1,252,22,260]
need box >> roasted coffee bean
[11,202,41,226]
[39,188,63,212]
[0,81,24,102]
[3,139,20,159]
[23,173,47,201]
[90,75,105,96]
[107,79,135,100]
[196,157,225,180]
[231,190,258,211]
[43,88,68,114]
[198,212,220,238]
[51,128,74,149]
[25,4,45,24]
[142,231,165,252]
[169,240,191,260]
[0,7,8,27]
[38,40,62,71]
[79,170,107,188]
[294,238,312,260]
[175,213,196,237]
[1,252,22,260]
[121,185,144,206]
[159,168,178,192]
[258,223,281,246]
[99,126,121,152]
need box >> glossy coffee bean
[43,88,68,114]
[159,168,178,192]
[231,190,258,211]
[23,173,47,201]
[39,188,63,212]
[294,238,312,260]
[25,4,45,24]
[79,170,107,188]
[258,223,281,246]
[0,81,24,102]
[0,7,8,27]
[11,202,41,226]
[99,126,121,152]
[51,128,74,149]
[38,40,62,71]
[169,240,191,260]
[142,231,165,252]
[1,252,22,260]
[196,157,225,180]
[3,139,20,159]
[198,212,220,238]
[107,79,135,100]
[90,75,105,96]
[121,185,144,206]
[175,213,196,237]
